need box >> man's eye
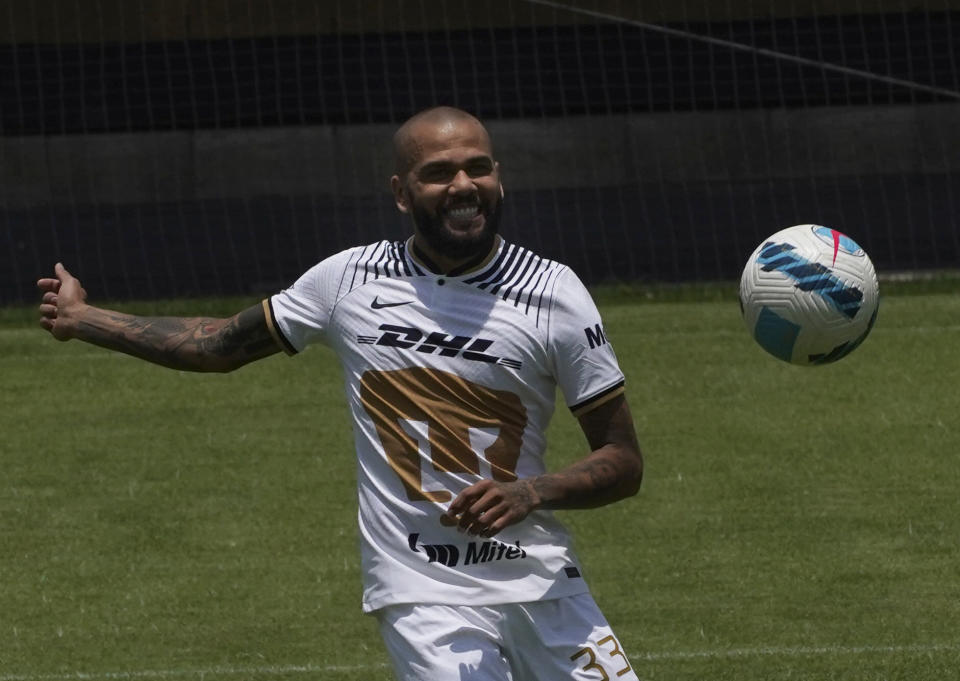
[467,164,492,177]
[420,168,454,183]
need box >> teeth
[447,205,479,219]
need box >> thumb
[54,262,74,282]
[53,262,87,303]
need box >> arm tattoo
[530,456,626,509]
[75,303,280,372]
[195,306,277,360]
[529,395,643,510]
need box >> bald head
[393,107,493,176]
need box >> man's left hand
[442,479,542,537]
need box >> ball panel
[753,306,801,362]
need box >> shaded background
[2,0,958,303]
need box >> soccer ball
[739,224,879,366]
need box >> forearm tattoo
[76,304,278,371]
[530,455,625,509]
[529,394,643,510]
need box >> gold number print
[570,636,633,679]
[569,647,610,681]
[360,367,527,502]
[597,635,633,677]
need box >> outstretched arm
[445,393,643,537]
[38,263,281,372]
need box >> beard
[410,194,503,262]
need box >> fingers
[443,486,487,535]
[37,277,61,293]
[38,261,86,306]
[37,262,72,292]
[38,266,64,322]
[39,301,59,335]
[37,264,80,339]
[446,480,486,518]
[444,480,529,538]
[37,263,76,289]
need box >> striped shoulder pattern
[336,240,425,298]
[463,241,565,328]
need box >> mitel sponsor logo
[358,324,523,371]
[408,533,528,568]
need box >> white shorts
[376,593,640,681]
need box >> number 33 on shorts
[570,635,636,680]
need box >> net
[2,0,958,303]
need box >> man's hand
[443,478,542,537]
[442,395,642,538]
[38,263,87,340]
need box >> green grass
[2,287,959,680]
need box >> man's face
[392,119,503,262]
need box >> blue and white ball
[739,224,879,366]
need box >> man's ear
[391,175,410,214]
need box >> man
[39,106,644,680]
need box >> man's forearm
[71,303,278,372]
[528,445,643,511]
[528,393,644,511]
[442,394,643,536]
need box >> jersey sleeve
[546,267,626,417]
[265,248,354,354]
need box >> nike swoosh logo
[371,296,414,309]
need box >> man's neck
[410,235,501,276]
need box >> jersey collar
[406,235,503,277]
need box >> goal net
[2,0,958,303]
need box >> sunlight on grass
[2,289,958,680]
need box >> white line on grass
[5,644,960,681]
[640,642,960,661]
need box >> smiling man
[391,107,503,269]
[38,106,644,681]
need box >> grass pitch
[2,286,959,680]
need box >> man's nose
[449,169,475,193]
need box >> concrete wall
[4,104,958,207]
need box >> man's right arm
[38,263,282,373]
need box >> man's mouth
[443,204,482,226]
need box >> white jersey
[266,237,625,613]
